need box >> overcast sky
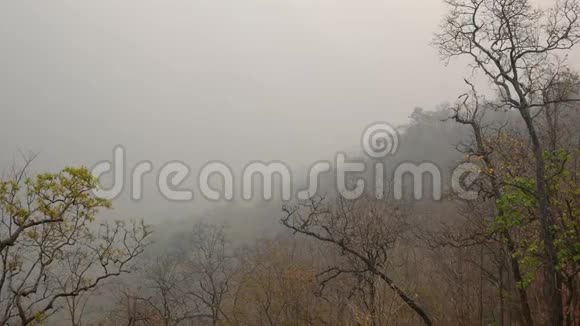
[1,0,578,220]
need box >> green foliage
[0,165,150,325]
[0,166,111,228]
[491,149,580,287]
[544,149,580,273]
[491,176,536,234]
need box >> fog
[0,0,496,221]
[2,1,580,325]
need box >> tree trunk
[472,120,534,326]
[519,107,563,326]
[373,268,432,326]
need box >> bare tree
[187,222,232,326]
[138,255,209,326]
[434,1,580,324]
[447,81,533,325]
[281,196,432,326]
[231,237,331,326]
[105,286,156,326]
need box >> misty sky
[1,0,579,220]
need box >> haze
[0,0,496,220]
